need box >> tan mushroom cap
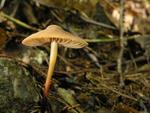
[22,25,88,48]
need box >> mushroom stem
[44,41,58,96]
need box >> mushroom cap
[22,25,88,48]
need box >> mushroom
[22,25,88,96]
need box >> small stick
[0,0,6,9]
[117,0,125,86]
[1,12,39,31]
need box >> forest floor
[0,0,149,113]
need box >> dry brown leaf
[99,0,150,33]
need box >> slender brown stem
[44,41,58,96]
[117,0,125,86]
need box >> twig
[99,83,137,101]
[10,0,20,17]
[117,0,125,86]
[1,12,39,31]
[84,47,99,57]
[23,1,38,24]
[84,47,101,68]
[0,0,6,9]
[85,34,142,43]
[80,11,116,30]
[88,79,137,101]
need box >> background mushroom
[22,25,88,96]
